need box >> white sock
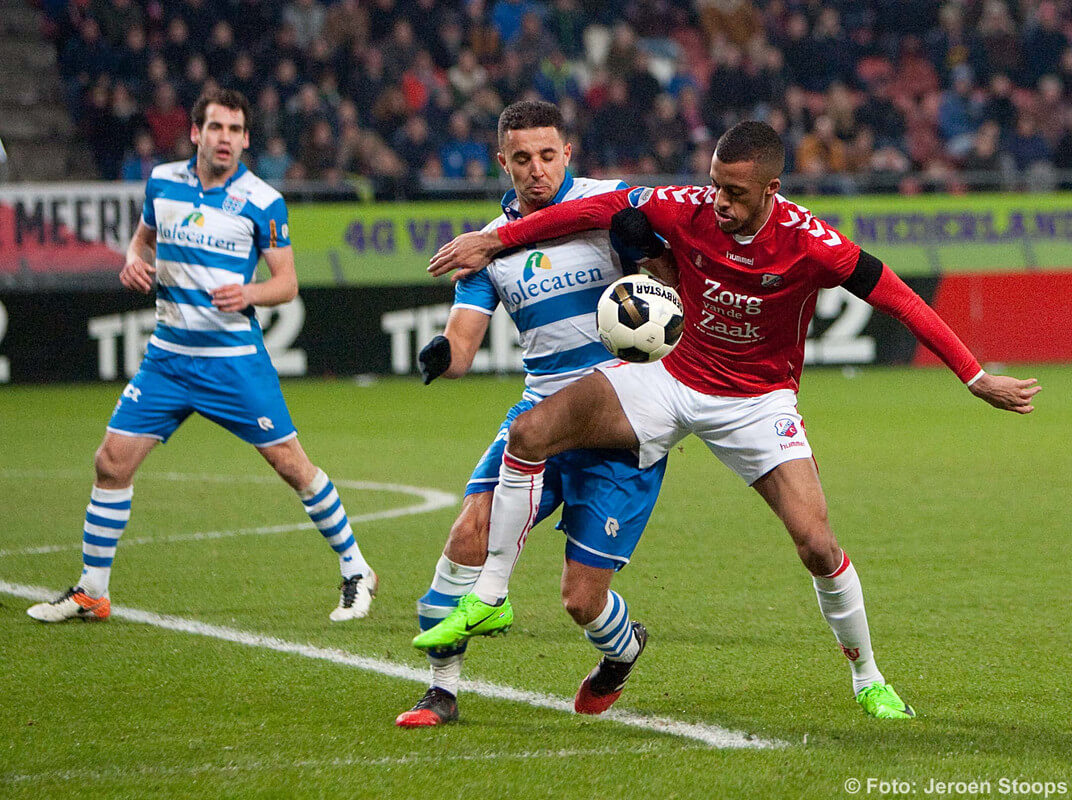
[471,450,544,605]
[813,552,884,694]
[299,469,372,579]
[418,555,483,695]
[79,485,133,598]
[583,590,640,662]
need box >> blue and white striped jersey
[454,172,628,398]
[141,159,290,358]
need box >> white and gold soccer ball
[596,274,685,363]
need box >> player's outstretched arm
[429,191,636,281]
[845,251,1041,414]
[428,230,504,281]
[213,245,298,312]
[420,308,491,384]
[120,220,157,294]
[966,373,1040,414]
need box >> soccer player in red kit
[419,121,1040,719]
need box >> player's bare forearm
[120,221,157,293]
[428,230,504,280]
[967,372,1040,414]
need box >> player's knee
[791,523,840,575]
[94,442,132,485]
[561,583,602,626]
[507,411,548,461]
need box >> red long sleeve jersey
[498,186,980,396]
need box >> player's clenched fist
[119,257,156,293]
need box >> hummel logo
[465,609,504,631]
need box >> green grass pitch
[2,367,1070,799]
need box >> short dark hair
[497,100,565,145]
[192,88,252,131]
[715,121,785,178]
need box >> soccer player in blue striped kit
[396,101,675,726]
[27,89,377,624]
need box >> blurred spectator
[962,121,1003,173]
[937,66,982,157]
[283,0,326,50]
[257,136,294,182]
[402,49,447,112]
[206,21,237,78]
[494,49,532,102]
[114,25,150,93]
[393,115,438,178]
[796,115,848,175]
[347,47,389,112]
[588,78,643,167]
[90,0,143,48]
[228,52,261,101]
[626,50,661,112]
[464,0,502,65]
[299,118,338,178]
[252,86,285,154]
[440,111,490,178]
[492,0,538,45]
[179,54,211,110]
[546,0,586,59]
[973,1,1022,84]
[323,0,369,54]
[697,0,760,48]
[1007,115,1052,170]
[120,130,160,181]
[514,12,556,74]
[532,49,581,104]
[1022,1,1068,86]
[980,73,1018,138]
[284,84,327,153]
[449,49,489,101]
[163,18,193,71]
[60,19,114,116]
[173,0,216,44]
[144,82,189,158]
[383,19,420,82]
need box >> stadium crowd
[40,0,1072,194]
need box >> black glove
[418,335,451,385]
[610,207,665,260]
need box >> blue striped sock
[417,555,482,663]
[79,485,133,598]
[300,469,371,579]
[583,590,640,662]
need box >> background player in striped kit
[396,101,675,727]
[27,89,377,624]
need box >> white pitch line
[1,741,707,785]
[0,472,458,559]
[3,580,784,750]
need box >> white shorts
[596,360,813,484]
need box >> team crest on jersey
[222,193,247,216]
[774,418,798,437]
[627,186,654,207]
[522,251,552,281]
[761,273,784,288]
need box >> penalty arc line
[0,471,459,558]
[1,580,785,750]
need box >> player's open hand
[428,231,502,282]
[968,373,1040,414]
[211,283,253,312]
[119,257,156,293]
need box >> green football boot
[412,592,514,651]
[856,682,916,719]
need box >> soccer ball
[596,275,685,363]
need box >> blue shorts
[466,399,667,571]
[108,347,297,447]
